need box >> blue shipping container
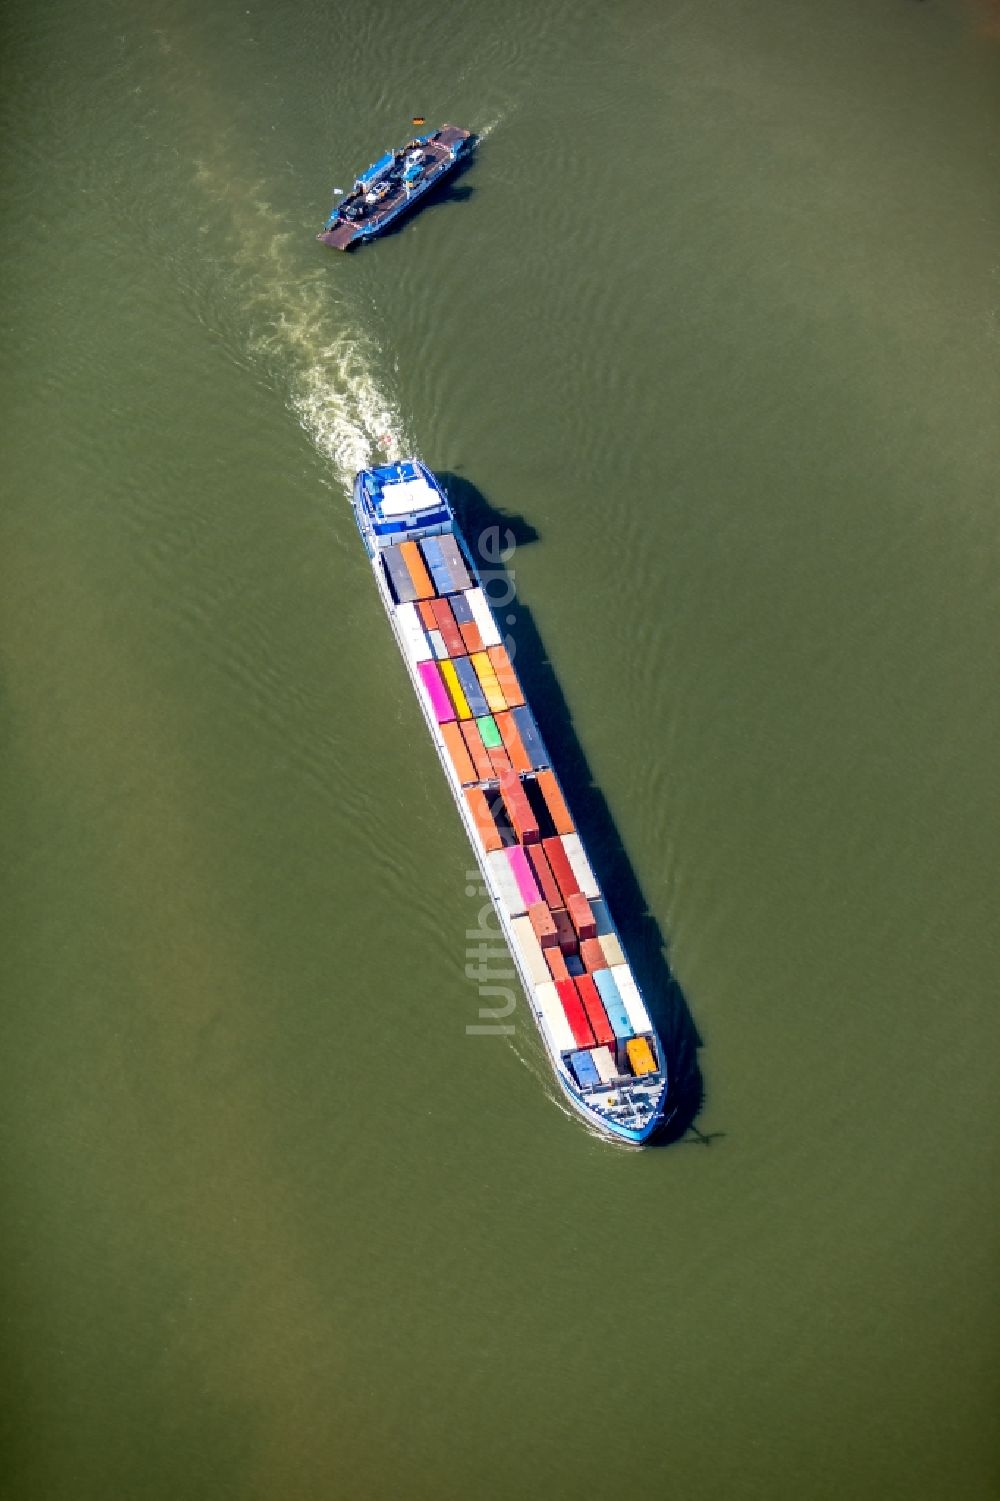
[570,1050,601,1089]
[419,536,455,596]
[453,656,489,718]
[449,592,474,624]
[593,968,633,1041]
[511,705,549,770]
[437,533,473,592]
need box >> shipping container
[579,936,608,972]
[565,953,585,978]
[498,768,540,845]
[510,704,548,770]
[419,535,455,596]
[570,1050,600,1090]
[428,628,448,660]
[527,901,559,950]
[488,746,513,779]
[436,532,473,593]
[439,659,472,720]
[464,786,503,851]
[382,544,419,604]
[452,655,490,718]
[574,974,615,1047]
[542,837,581,905]
[449,591,474,625]
[544,945,570,983]
[430,596,466,657]
[399,539,436,599]
[598,931,626,968]
[608,965,654,1036]
[458,619,484,654]
[509,914,551,987]
[592,968,634,1041]
[485,847,527,917]
[525,843,563,910]
[566,891,597,941]
[505,845,542,910]
[626,1036,657,1077]
[535,768,575,836]
[394,602,432,665]
[470,651,507,714]
[464,586,503,648]
[534,980,577,1055]
[554,978,596,1050]
[494,711,533,774]
[417,599,438,631]
[459,719,495,782]
[475,714,503,751]
[440,720,477,785]
[552,908,578,957]
[591,1045,619,1085]
[487,643,525,708]
[560,833,601,901]
[417,660,456,723]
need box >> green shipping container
[476,714,503,750]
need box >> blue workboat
[318,125,474,250]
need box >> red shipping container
[554,978,596,1050]
[527,901,559,950]
[579,936,609,972]
[542,836,581,905]
[544,945,569,983]
[536,769,575,837]
[526,844,563,910]
[464,787,503,852]
[574,975,615,1048]
[458,620,484,654]
[552,908,578,956]
[460,720,494,783]
[488,745,513,778]
[499,768,539,845]
[494,710,533,775]
[430,597,465,658]
[416,599,438,631]
[487,644,525,708]
[567,891,597,941]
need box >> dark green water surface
[2,1,998,1496]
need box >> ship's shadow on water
[441,473,706,1147]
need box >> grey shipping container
[437,532,473,592]
[382,545,418,604]
[511,705,549,769]
[453,656,490,718]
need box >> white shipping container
[534,980,576,1055]
[464,586,503,648]
[598,931,626,967]
[428,629,448,660]
[591,1045,619,1085]
[394,602,432,664]
[509,914,550,987]
[485,848,527,917]
[609,964,653,1035]
[561,833,601,901]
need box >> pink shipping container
[417,660,456,723]
[505,845,542,910]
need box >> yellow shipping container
[626,1037,657,1077]
[471,651,508,715]
[439,659,472,719]
[598,931,626,967]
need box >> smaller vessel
[317,125,475,250]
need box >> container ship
[353,459,669,1144]
[318,125,474,250]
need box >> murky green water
[2,1,998,1496]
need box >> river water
[2,1,998,1496]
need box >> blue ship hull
[318,125,474,250]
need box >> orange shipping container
[526,843,563,910]
[441,721,477,785]
[459,620,484,654]
[464,787,503,852]
[567,891,597,941]
[487,644,525,708]
[536,769,575,837]
[417,599,438,630]
[494,711,533,774]
[626,1036,657,1077]
[498,768,539,845]
[399,539,436,600]
[488,745,513,778]
[544,945,569,982]
[579,936,609,972]
[527,902,559,950]
[460,720,495,783]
